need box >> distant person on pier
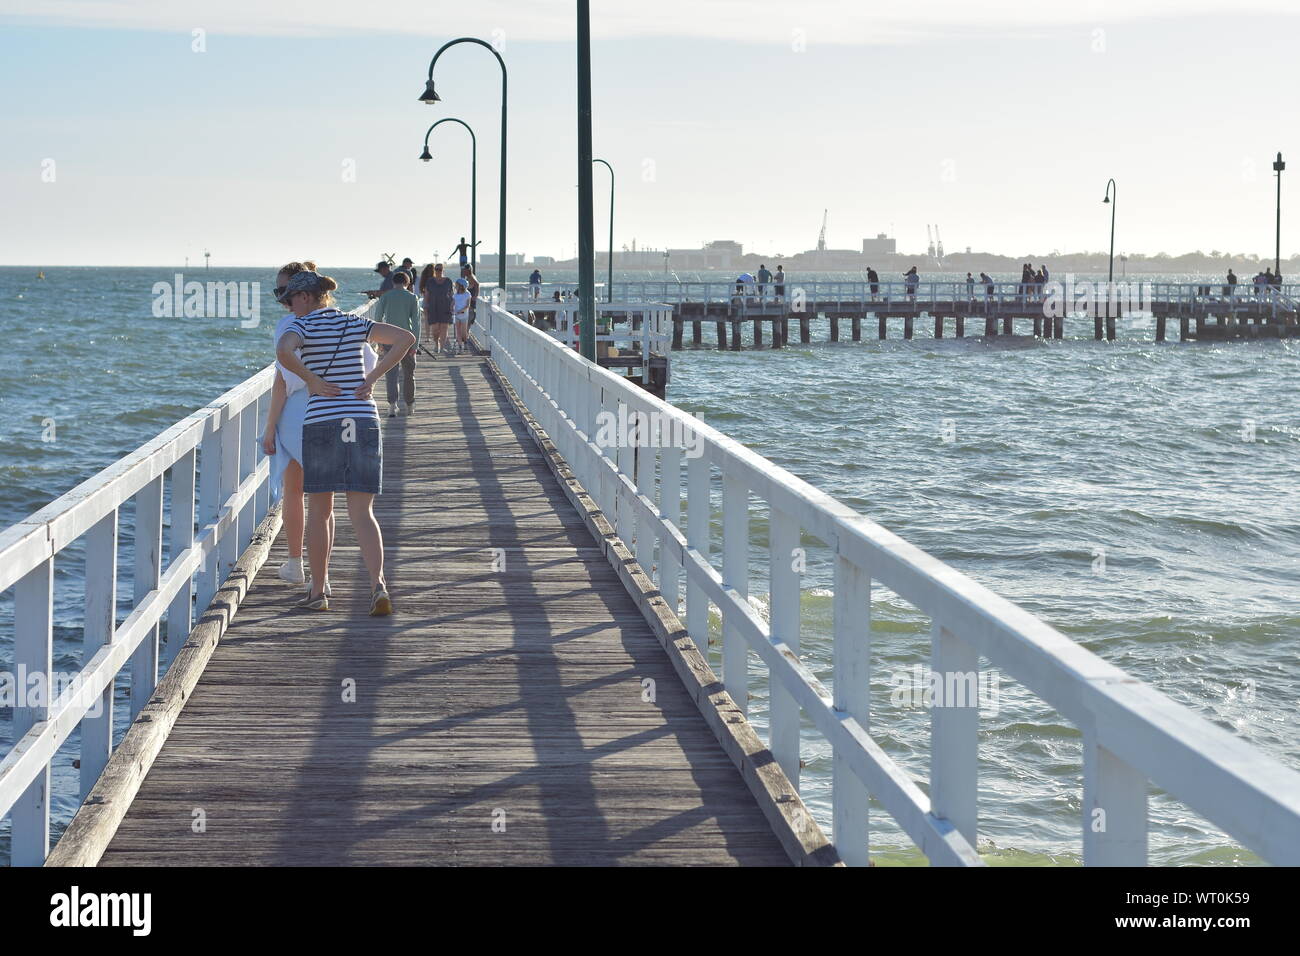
[461,264,480,324]
[904,266,919,299]
[424,262,454,353]
[1020,263,1033,302]
[452,278,472,352]
[275,268,415,616]
[735,272,755,298]
[774,264,786,301]
[376,271,422,417]
[366,260,395,299]
[966,272,975,299]
[867,267,879,298]
[529,268,542,300]
[757,263,772,301]
[397,257,417,288]
[980,272,994,302]
[1225,268,1237,297]
[452,236,479,267]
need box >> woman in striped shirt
[275,270,416,614]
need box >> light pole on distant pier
[593,158,614,302]
[1273,152,1285,278]
[576,1,596,360]
[1103,179,1117,284]
[419,39,507,293]
[420,119,477,275]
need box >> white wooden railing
[474,301,1300,866]
[0,368,276,865]
[504,302,672,356]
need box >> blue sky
[1,1,1298,266]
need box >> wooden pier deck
[92,351,790,866]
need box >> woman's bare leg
[305,492,334,600]
[346,491,385,590]
[283,461,305,558]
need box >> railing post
[930,623,979,851]
[1082,730,1148,865]
[685,452,710,663]
[218,406,241,583]
[659,437,682,618]
[634,411,655,572]
[238,402,257,553]
[614,408,634,546]
[130,474,163,719]
[254,391,270,525]
[832,552,871,866]
[81,510,118,800]
[195,424,221,614]
[721,474,748,714]
[165,448,197,667]
[768,507,801,787]
[12,557,53,865]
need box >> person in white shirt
[452,279,472,353]
[260,260,333,591]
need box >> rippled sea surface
[1,266,1296,865]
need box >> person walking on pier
[452,278,472,352]
[867,266,879,299]
[275,269,415,616]
[461,264,480,325]
[774,264,786,301]
[262,260,331,592]
[376,270,421,417]
[424,262,454,353]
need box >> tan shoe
[370,585,392,617]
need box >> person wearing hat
[275,269,415,615]
[365,261,395,299]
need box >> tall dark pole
[1274,152,1285,278]
[577,2,596,360]
[420,38,507,292]
[1104,178,1117,284]
[420,118,477,278]
[593,158,614,302]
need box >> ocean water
[1,265,1296,865]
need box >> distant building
[479,253,527,268]
[532,256,556,266]
[862,234,896,257]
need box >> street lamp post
[419,38,507,294]
[1274,152,1285,279]
[576,1,596,360]
[1103,178,1117,285]
[593,158,614,302]
[420,119,477,275]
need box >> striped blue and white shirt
[284,307,378,425]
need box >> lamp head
[419,146,433,163]
[1274,152,1285,173]
[419,80,441,104]
[1102,195,1110,204]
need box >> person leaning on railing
[275,269,415,615]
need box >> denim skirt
[301,417,383,494]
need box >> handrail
[473,300,1300,866]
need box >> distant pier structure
[523,280,1300,348]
